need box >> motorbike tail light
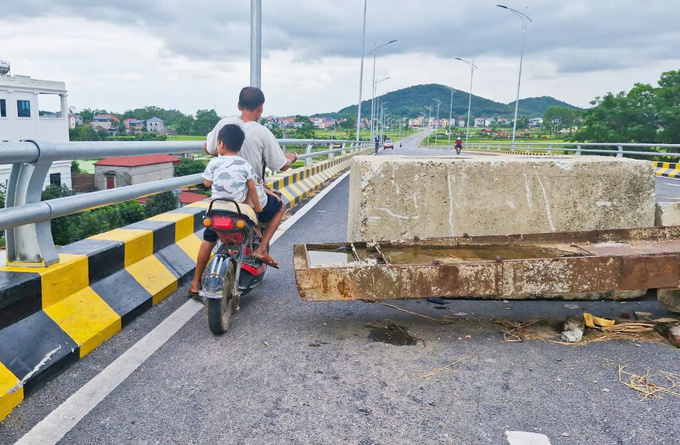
[212,215,234,230]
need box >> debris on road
[634,311,654,320]
[369,301,456,324]
[561,316,585,343]
[494,319,540,343]
[618,365,680,400]
[419,358,465,379]
[366,320,420,346]
[583,313,615,329]
[564,303,580,310]
[426,297,447,305]
[655,323,680,348]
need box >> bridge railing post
[305,143,314,166]
[548,144,552,155]
[328,143,335,159]
[5,140,59,266]
[576,145,582,156]
[616,145,623,158]
[341,143,347,155]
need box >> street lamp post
[380,102,389,143]
[448,87,454,146]
[356,0,368,142]
[250,0,262,88]
[455,57,477,150]
[373,76,390,141]
[370,39,397,142]
[497,5,532,150]
[424,105,433,146]
[434,98,441,146]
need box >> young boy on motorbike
[201,124,281,268]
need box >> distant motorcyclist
[455,137,463,154]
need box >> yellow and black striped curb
[0,149,367,421]
[267,149,372,208]
[654,161,680,178]
[464,149,557,156]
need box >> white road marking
[271,170,349,244]
[15,301,202,445]
[505,431,552,445]
[662,182,680,187]
[15,170,351,445]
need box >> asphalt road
[2,134,679,444]
[655,176,680,203]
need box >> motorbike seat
[210,200,259,225]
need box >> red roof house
[94,155,181,190]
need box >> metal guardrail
[0,138,368,266]
[438,141,680,159]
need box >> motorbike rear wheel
[207,260,236,335]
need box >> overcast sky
[2,0,679,117]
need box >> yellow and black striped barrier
[654,161,680,178]
[0,148,369,421]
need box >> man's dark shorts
[202,195,283,242]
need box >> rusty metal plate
[294,226,680,302]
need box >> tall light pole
[356,0,368,142]
[370,39,397,142]
[250,0,262,88]
[372,76,390,142]
[498,4,532,150]
[380,102,389,143]
[455,57,477,149]
[424,105,433,146]
[434,98,441,146]
[448,87,454,145]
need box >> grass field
[167,135,206,141]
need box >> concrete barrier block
[348,156,656,241]
[655,202,680,226]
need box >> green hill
[316,84,580,120]
[513,96,580,116]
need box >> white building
[0,73,69,143]
[146,117,164,133]
[0,67,72,189]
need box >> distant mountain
[513,96,580,116]
[315,84,581,120]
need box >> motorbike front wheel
[207,260,236,335]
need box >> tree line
[71,106,222,139]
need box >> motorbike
[455,144,462,155]
[200,198,267,334]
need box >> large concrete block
[655,202,680,227]
[348,156,656,241]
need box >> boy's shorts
[202,195,282,242]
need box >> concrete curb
[0,149,368,421]
[654,161,680,178]
[464,149,557,156]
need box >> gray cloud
[3,0,679,75]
